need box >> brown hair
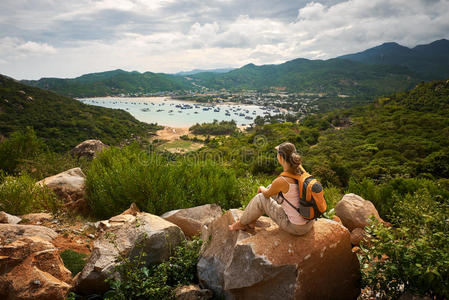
[277,142,302,173]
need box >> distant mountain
[339,39,449,79]
[21,39,449,98]
[0,74,158,151]
[22,69,193,98]
[173,68,235,76]
[190,58,419,96]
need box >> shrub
[347,177,449,220]
[0,173,61,215]
[85,143,242,218]
[360,190,449,299]
[190,120,237,135]
[60,249,88,275]
[16,151,91,181]
[0,127,43,174]
[104,237,202,300]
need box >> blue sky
[1,0,448,79]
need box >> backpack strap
[306,179,317,202]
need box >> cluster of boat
[78,99,281,124]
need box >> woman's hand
[258,186,266,194]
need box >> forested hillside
[21,39,449,98]
[22,69,193,98]
[0,74,159,151]
[196,79,449,187]
[339,39,449,79]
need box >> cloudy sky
[1,0,448,80]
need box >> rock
[75,208,185,294]
[70,139,108,159]
[350,228,367,246]
[162,204,222,238]
[335,193,384,231]
[0,224,57,244]
[0,211,21,224]
[175,284,213,300]
[332,215,342,224]
[37,168,87,213]
[198,210,361,300]
[20,213,53,224]
[0,235,72,300]
[120,202,140,216]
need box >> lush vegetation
[22,69,193,98]
[189,120,237,135]
[0,172,61,215]
[104,237,202,299]
[193,80,449,197]
[192,58,419,97]
[85,143,242,218]
[0,127,43,174]
[360,188,448,299]
[0,74,159,151]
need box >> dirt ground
[152,126,190,141]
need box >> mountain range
[20,39,449,98]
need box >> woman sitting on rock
[229,142,315,235]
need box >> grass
[60,249,88,275]
[157,140,203,152]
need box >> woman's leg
[240,193,289,229]
[230,193,315,235]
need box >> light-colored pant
[240,193,315,236]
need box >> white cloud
[17,41,57,54]
[0,0,448,79]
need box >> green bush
[105,237,202,300]
[347,177,449,219]
[60,249,88,275]
[0,127,43,174]
[190,120,237,135]
[0,173,61,215]
[85,143,242,218]
[16,151,91,181]
[360,189,449,299]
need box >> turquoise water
[78,97,279,127]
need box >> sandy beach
[152,126,190,141]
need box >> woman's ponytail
[277,142,302,174]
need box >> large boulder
[75,208,185,294]
[36,168,87,213]
[0,211,21,224]
[162,204,223,238]
[335,193,384,231]
[0,235,72,300]
[0,224,57,244]
[198,210,361,300]
[70,139,108,159]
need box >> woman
[229,142,315,235]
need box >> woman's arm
[258,177,288,198]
